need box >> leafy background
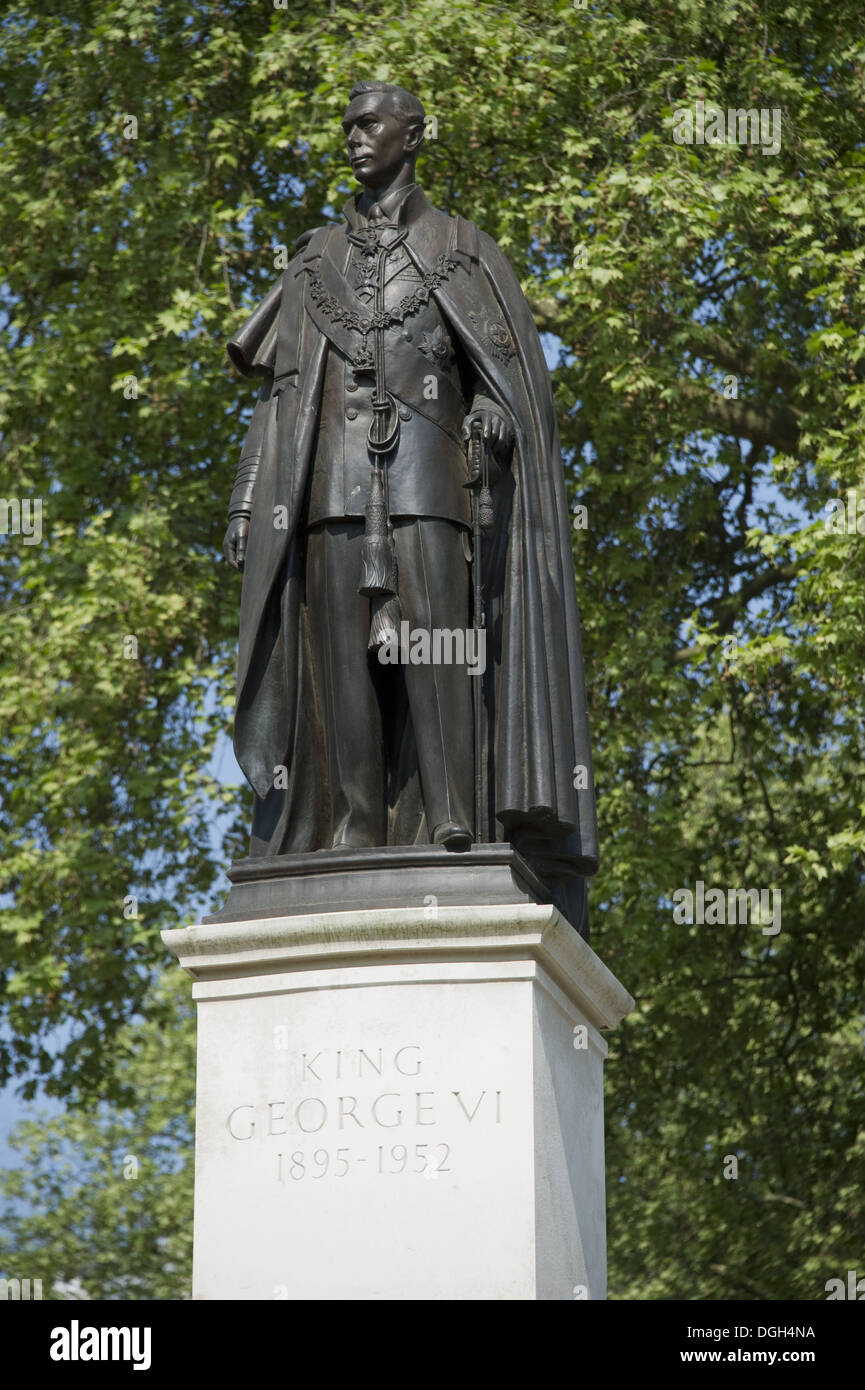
[1,0,863,1299]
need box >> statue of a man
[223,81,597,927]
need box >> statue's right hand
[222,516,249,572]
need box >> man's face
[342,94,416,190]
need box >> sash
[302,227,467,437]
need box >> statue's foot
[331,820,378,850]
[432,821,473,850]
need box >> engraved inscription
[225,1043,503,1181]
[274,1142,452,1182]
[227,1090,501,1138]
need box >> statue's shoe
[330,824,377,849]
[432,821,472,850]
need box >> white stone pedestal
[163,904,632,1301]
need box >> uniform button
[399,406,412,421]
[346,407,358,420]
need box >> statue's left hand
[222,516,249,572]
[461,409,514,480]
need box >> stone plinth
[163,903,632,1301]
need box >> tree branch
[677,324,802,391]
[677,382,800,453]
[674,562,800,662]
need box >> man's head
[342,82,425,192]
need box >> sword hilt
[465,421,494,530]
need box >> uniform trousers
[305,517,475,846]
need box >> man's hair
[348,81,425,136]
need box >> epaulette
[454,215,479,263]
[296,224,335,268]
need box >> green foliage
[1,0,863,1299]
[0,973,194,1300]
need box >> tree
[0,973,194,1300]
[1,0,863,1298]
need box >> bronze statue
[222,81,597,930]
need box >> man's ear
[404,121,424,155]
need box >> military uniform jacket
[226,184,599,877]
[304,182,497,526]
